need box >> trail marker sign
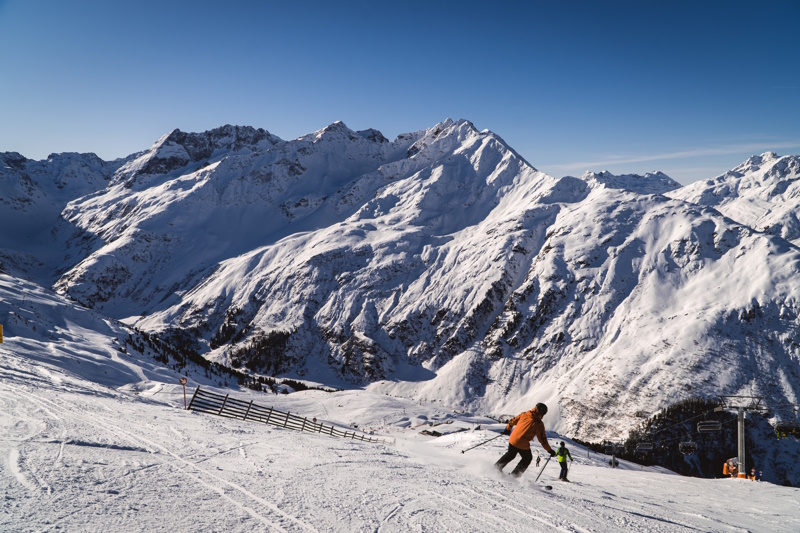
[180,377,188,409]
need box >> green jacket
[557,446,572,463]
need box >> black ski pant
[495,443,532,477]
[559,460,569,480]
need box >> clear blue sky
[1,0,798,184]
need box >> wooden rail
[187,387,390,444]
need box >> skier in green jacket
[557,441,573,481]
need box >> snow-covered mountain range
[4,119,800,443]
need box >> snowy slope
[53,122,417,318]
[668,152,800,243]
[2,324,798,532]
[0,272,187,388]
[133,119,556,380]
[94,123,800,441]
[0,151,120,281]
[364,176,800,440]
[4,120,800,447]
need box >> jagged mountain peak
[735,151,782,172]
[357,128,389,143]
[7,120,800,450]
[112,124,282,186]
[579,169,681,195]
[1,150,110,172]
[737,153,800,187]
[299,122,389,146]
[1,151,28,169]
[304,120,359,142]
[405,118,516,163]
[707,152,797,185]
[426,118,479,140]
[161,124,282,152]
[0,149,114,199]
[667,152,800,243]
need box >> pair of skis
[460,433,554,490]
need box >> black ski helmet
[535,402,548,415]
[560,441,565,447]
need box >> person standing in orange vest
[494,403,555,477]
[723,457,739,478]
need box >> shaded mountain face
[4,121,800,440]
[0,151,122,280]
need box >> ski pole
[534,455,552,482]
[461,433,504,454]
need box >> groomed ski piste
[4,367,798,532]
[1,274,798,532]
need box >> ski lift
[697,421,722,433]
[635,442,653,453]
[774,422,797,439]
[604,441,615,455]
[775,408,800,439]
[678,441,698,455]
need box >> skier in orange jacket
[494,403,555,477]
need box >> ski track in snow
[5,385,317,533]
[1,343,799,532]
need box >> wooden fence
[187,387,390,444]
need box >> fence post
[186,391,387,446]
[218,394,229,416]
[187,386,201,410]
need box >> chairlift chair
[678,441,698,454]
[697,421,722,433]
[635,442,653,453]
[775,421,800,439]
[775,407,800,439]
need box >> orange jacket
[506,410,552,452]
[723,459,738,477]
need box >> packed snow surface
[1,274,797,532]
[3,362,797,532]
[4,121,800,529]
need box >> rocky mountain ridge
[3,120,800,441]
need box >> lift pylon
[718,395,767,479]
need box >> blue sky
[1,0,798,184]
